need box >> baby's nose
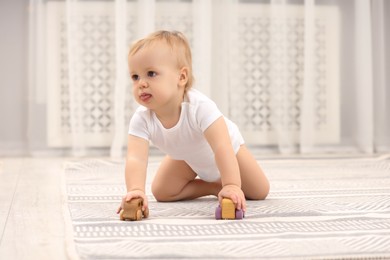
[139,78,148,88]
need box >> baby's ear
[179,67,189,87]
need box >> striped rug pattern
[64,155,390,259]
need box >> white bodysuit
[128,88,244,182]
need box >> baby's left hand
[218,184,246,212]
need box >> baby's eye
[131,74,139,81]
[147,71,157,77]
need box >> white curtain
[27,0,390,157]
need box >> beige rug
[64,154,390,259]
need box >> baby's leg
[237,145,270,200]
[151,155,221,202]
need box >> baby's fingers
[125,193,134,202]
[116,196,126,214]
[235,193,246,212]
[241,198,247,212]
[125,193,149,211]
[231,194,242,210]
[228,193,246,212]
[141,197,149,211]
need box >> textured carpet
[64,154,390,259]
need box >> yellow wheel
[136,209,142,220]
[119,209,125,221]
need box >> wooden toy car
[215,198,244,220]
[119,198,149,221]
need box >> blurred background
[0,0,389,157]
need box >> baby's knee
[247,192,268,201]
[151,182,163,201]
[246,184,270,200]
[151,181,170,202]
[251,191,268,200]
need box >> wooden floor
[0,158,73,260]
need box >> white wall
[0,0,28,155]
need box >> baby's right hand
[116,190,148,214]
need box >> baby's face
[128,42,184,110]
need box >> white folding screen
[44,1,340,155]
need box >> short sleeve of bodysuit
[190,89,223,132]
[128,106,150,141]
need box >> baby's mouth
[140,93,152,102]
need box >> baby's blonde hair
[129,30,194,90]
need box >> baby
[117,30,269,216]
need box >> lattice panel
[46,2,339,147]
[46,2,193,147]
[229,4,340,144]
[60,15,116,134]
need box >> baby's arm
[204,117,246,211]
[116,135,149,214]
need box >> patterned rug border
[63,155,390,259]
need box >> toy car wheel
[215,205,222,220]
[119,209,125,221]
[136,209,142,220]
[143,207,149,218]
[235,209,244,219]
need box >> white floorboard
[0,158,72,260]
